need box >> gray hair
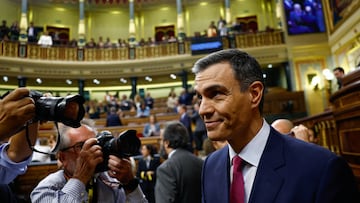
[56,118,97,152]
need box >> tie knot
[232,156,242,170]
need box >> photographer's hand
[291,124,313,143]
[72,138,103,185]
[0,88,36,141]
[108,155,134,185]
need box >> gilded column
[176,0,185,41]
[19,0,28,43]
[129,0,136,47]
[78,0,86,48]
[224,0,231,24]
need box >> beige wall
[87,10,129,42]
[28,6,79,39]
[0,0,21,24]
[140,6,177,40]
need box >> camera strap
[25,122,57,156]
[86,177,98,203]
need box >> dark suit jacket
[180,113,193,140]
[137,156,160,203]
[155,148,204,203]
[202,127,359,203]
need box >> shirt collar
[229,119,270,167]
[168,149,176,159]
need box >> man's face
[333,70,344,80]
[60,125,96,176]
[194,63,253,142]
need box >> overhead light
[120,78,127,83]
[93,79,100,84]
[268,64,273,68]
[3,76,8,82]
[145,76,152,82]
[322,69,335,81]
[263,73,267,79]
[36,78,42,84]
[66,79,72,85]
[55,7,66,12]
[170,74,177,79]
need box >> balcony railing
[0,31,284,61]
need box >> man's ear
[58,152,65,163]
[249,81,264,109]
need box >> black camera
[95,129,141,173]
[29,90,85,128]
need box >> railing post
[178,42,185,54]
[77,48,84,61]
[129,47,136,59]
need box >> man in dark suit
[192,49,359,203]
[27,22,38,43]
[155,121,203,203]
[177,104,193,152]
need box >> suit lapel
[249,129,285,203]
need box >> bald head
[271,119,294,134]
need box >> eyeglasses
[60,141,85,153]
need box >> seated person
[106,107,122,127]
[142,114,161,137]
[136,102,150,118]
[30,119,147,203]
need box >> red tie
[230,156,245,203]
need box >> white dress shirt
[228,119,270,203]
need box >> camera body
[95,129,141,173]
[29,90,85,128]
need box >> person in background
[191,103,207,151]
[86,100,100,119]
[333,67,345,90]
[192,49,359,203]
[27,22,38,43]
[106,106,122,127]
[155,121,203,203]
[137,101,150,118]
[9,21,20,41]
[0,20,10,41]
[32,137,52,162]
[166,91,178,113]
[137,144,160,203]
[177,104,193,152]
[144,93,154,109]
[271,118,316,143]
[143,114,161,137]
[30,119,147,203]
[37,31,53,47]
[207,21,217,37]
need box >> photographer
[30,119,147,203]
[0,88,38,184]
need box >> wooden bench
[13,162,59,201]
[94,113,179,127]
